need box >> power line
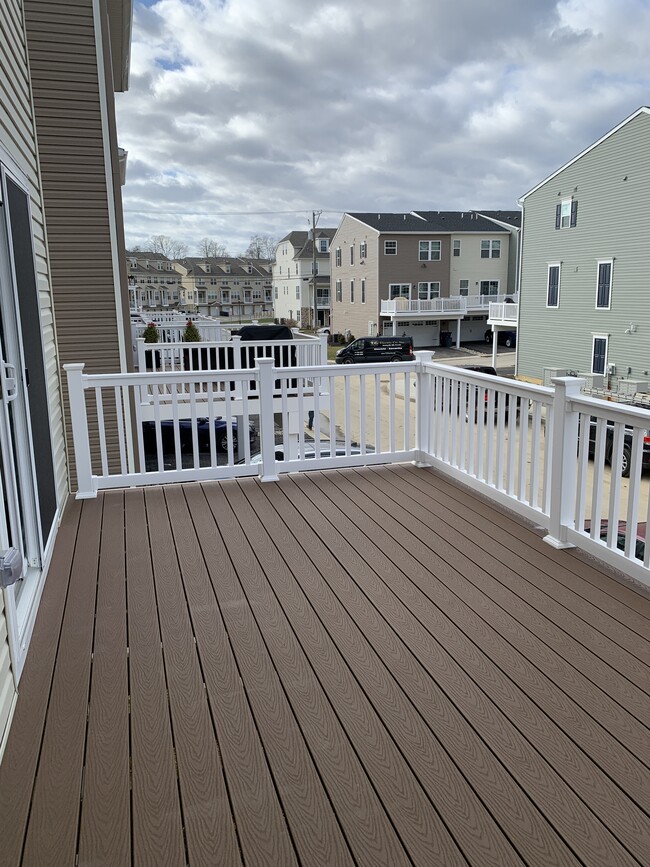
[123,207,345,217]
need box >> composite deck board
[282,472,644,867]
[144,486,243,867]
[1,466,649,867]
[77,491,130,866]
[125,489,187,867]
[199,481,418,867]
[343,466,650,814]
[0,497,81,866]
[22,496,103,867]
[311,467,650,862]
[166,483,335,867]
[395,464,650,665]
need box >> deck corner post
[414,351,434,466]
[544,376,584,549]
[256,358,279,482]
[64,363,96,499]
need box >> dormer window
[317,238,329,253]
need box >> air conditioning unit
[617,379,648,398]
[543,368,566,387]
[582,374,605,390]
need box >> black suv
[582,414,650,477]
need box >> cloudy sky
[116,0,650,255]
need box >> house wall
[24,0,132,480]
[330,216,379,338]
[518,110,650,384]
[273,241,301,322]
[449,233,511,297]
[0,0,68,755]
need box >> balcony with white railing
[380,297,467,316]
[65,355,650,588]
[488,301,519,326]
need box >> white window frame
[560,198,572,228]
[453,239,461,257]
[295,285,300,299]
[479,280,500,295]
[480,239,501,259]
[360,241,367,259]
[418,240,441,261]
[591,334,608,375]
[595,259,613,310]
[335,279,342,302]
[417,282,440,300]
[335,247,341,266]
[389,283,410,299]
[317,238,329,253]
[458,279,469,295]
[384,240,397,255]
[546,263,561,308]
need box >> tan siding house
[0,0,132,759]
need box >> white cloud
[116,0,650,253]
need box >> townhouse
[272,228,337,328]
[331,211,519,346]
[175,256,274,318]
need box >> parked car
[142,417,256,454]
[446,365,518,421]
[580,415,650,478]
[335,336,415,364]
[586,519,646,561]
[316,327,331,335]
[484,329,516,348]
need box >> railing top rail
[421,360,554,402]
[570,391,650,426]
[136,336,320,348]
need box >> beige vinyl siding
[24,0,131,482]
[0,0,67,505]
[518,111,650,383]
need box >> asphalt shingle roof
[348,211,513,233]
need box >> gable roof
[519,106,650,202]
[348,211,509,234]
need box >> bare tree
[147,234,189,259]
[244,233,278,260]
[197,237,229,258]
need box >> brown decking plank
[77,491,130,866]
[125,489,186,867]
[399,463,650,654]
[337,466,650,813]
[0,496,81,866]
[367,466,650,727]
[286,470,644,867]
[144,487,242,867]
[317,467,650,857]
[237,478,529,867]
[406,464,650,629]
[166,484,333,867]
[199,480,415,867]
[21,496,103,867]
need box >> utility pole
[311,210,322,330]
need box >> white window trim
[591,334,608,375]
[546,263,561,309]
[418,240,441,261]
[595,258,613,310]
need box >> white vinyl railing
[464,292,518,311]
[65,356,650,587]
[488,301,518,323]
[381,298,467,315]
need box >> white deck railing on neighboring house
[465,292,518,311]
[65,355,650,587]
[380,298,467,315]
[488,302,518,324]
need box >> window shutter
[555,203,561,229]
[570,200,578,227]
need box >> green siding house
[517,107,650,390]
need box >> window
[547,264,560,307]
[360,241,367,259]
[389,284,410,299]
[274,288,278,300]
[555,198,578,229]
[480,239,501,258]
[361,279,366,303]
[296,286,300,299]
[335,279,342,302]
[592,336,608,375]
[311,261,319,275]
[384,240,397,255]
[350,245,354,265]
[335,247,341,266]
[459,279,469,295]
[350,280,355,303]
[418,282,440,300]
[317,238,329,253]
[453,239,461,257]
[419,240,441,261]
[596,260,612,309]
[479,280,499,295]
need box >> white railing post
[256,358,278,481]
[414,351,434,467]
[63,363,97,499]
[136,337,147,371]
[544,376,585,548]
[319,334,328,364]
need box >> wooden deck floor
[1,464,649,867]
